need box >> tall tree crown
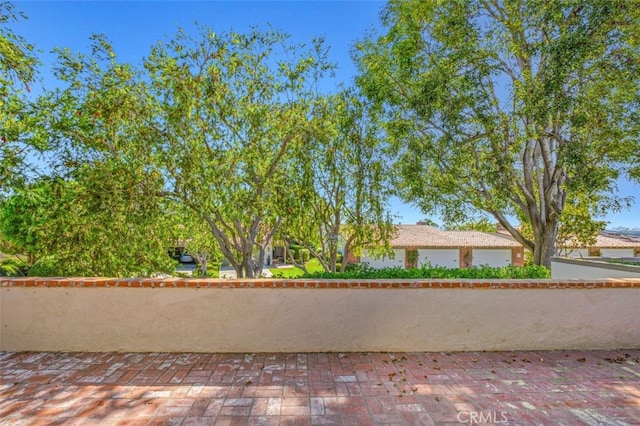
[355,0,640,266]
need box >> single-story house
[560,232,640,258]
[358,225,524,269]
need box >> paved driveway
[1,350,639,425]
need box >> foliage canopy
[280,89,396,273]
[0,1,41,190]
[355,0,640,266]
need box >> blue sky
[12,0,639,228]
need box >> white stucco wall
[2,284,639,352]
[418,249,459,268]
[600,248,635,258]
[551,257,640,279]
[361,249,405,269]
[472,249,512,267]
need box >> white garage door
[361,249,405,269]
[472,249,512,267]
[418,249,459,268]
[600,248,635,258]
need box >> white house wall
[418,249,459,268]
[361,249,405,269]
[472,249,512,268]
[600,248,635,258]
[562,248,590,259]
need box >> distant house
[358,225,524,269]
[560,232,640,258]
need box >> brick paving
[1,350,639,425]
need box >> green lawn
[269,258,325,278]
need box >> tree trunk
[532,220,558,268]
[329,242,337,274]
[339,235,355,273]
[236,261,246,279]
[200,256,208,276]
[243,262,252,279]
[240,246,254,278]
[193,253,208,276]
[239,242,263,279]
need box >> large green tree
[12,33,178,277]
[281,90,395,273]
[47,28,333,278]
[143,28,332,278]
[355,0,640,267]
[0,1,41,190]
[0,162,176,276]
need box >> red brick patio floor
[1,350,639,425]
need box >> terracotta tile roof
[445,230,522,248]
[594,233,640,248]
[559,232,640,248]
[391,225,521,248]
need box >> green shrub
[607,259,640,266]
[192,262,221,278]
[28,257,64,277]
[300,264,550,280]
[406,249,419,268]
[208,271,219,278]
[203,262,220,278]
[209,261,222,271]
[0,258,28,276]
[335,263,359,272]
[300,249,310,263]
